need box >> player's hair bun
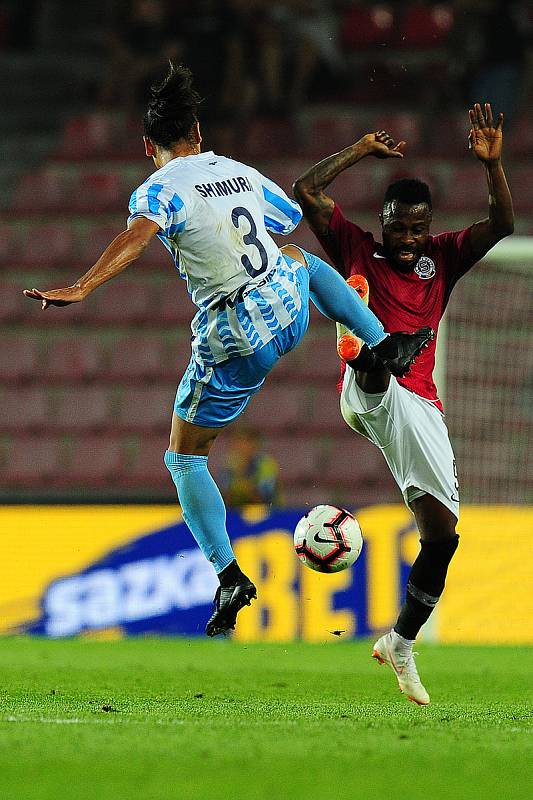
[144,62,202,147]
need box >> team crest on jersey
[414,256,436,279]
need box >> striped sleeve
[253,170,302,235]
[128,181,187,235]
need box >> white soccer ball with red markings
[294,505,363,573]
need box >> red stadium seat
[304,116,358,160]
[78,223,123,267]
[0,281,28,323]
[0,223,19,265]
[441,164,489,210]
[0,338,40,383]
[13,171,68,212]
[267,436,322,482]
[126,434,170,487]
[1,387,49,431]
[65,435,125,485]
[241,385,304,431]
[2,436,62,486]
[48,386,114,431]
[322,434,386,483]
[302,387,347,433]
[106,337,169,381]
[377,113,423,155]
[159,283,197,325]
[116,385,175,431]
[57,115,114,159]
[43,337,101,381]
[506,166,533,215]
[398,3,454,49]
[18,222,75,267]
[244,119,294,160]
[341,4,395,50]
[70,171,124,212]
[91,283,155,324]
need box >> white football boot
[372,631,430,706]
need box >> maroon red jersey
[317,204,479,410]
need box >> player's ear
[144,136,155,158]
[194,121,202,146]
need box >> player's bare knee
[168,413,219,456]
[280,244,307,267]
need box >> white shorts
[340,369,459,519]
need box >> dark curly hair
[143,62,202,148]
[383,178,432,211]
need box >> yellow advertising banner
[0,504,531,642]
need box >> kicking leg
[165,413,256,636]
[281,245,434,376]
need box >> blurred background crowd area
[1,0,532,507]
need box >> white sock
[391,629,415,649]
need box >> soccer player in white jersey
[25,63,432,636]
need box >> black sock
[347,344,381,373]
[395,535,459,640]
[218,559,245,587]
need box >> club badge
[414,256,436,279]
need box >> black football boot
[205,569,257,637]
[370,327,434,377]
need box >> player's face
[380,201,432,272]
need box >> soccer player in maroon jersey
[294,102,514,704]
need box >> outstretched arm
[23,217,160,309]
[293,131,405,236]
[468,102,514,261]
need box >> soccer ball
[294,505,363,573]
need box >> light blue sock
[164,451,235,574]
[302,249,386,348]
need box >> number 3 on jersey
[231,206,269,278]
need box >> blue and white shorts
[175,264,310,427]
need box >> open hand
[23,285,85,310]
[469,102,503,163]
[362,131,406,159]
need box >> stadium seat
[0,338,39,383]
[106,337,169,381]
[126,435,171,487]
[159,283,197,325]
[1,387,49,431]
[43,337,101,381]
[78,223,123,267]
[12,171,68,212]
[0,223,19,265]
[116,386,175,431]
[48,386,114,431]
[398,3,454,49]
[441,164,489,210]
[244,119,295,160]
[303,116,359,159]
[70,171,124,212]
[241,385,304,431]
[267,436,322,482]
[2,436,62,486]
[341,4,395,50]
[0,280,27,323]
[56,114,114,159]
[65,435,125,485]
[322,434,386,483]
[91,282,155,324]
[18,221,75,267]
[303,387,347,433]
[377,113,423,155]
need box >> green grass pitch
[0,638,532,800]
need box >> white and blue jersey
[128,151,304,367]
